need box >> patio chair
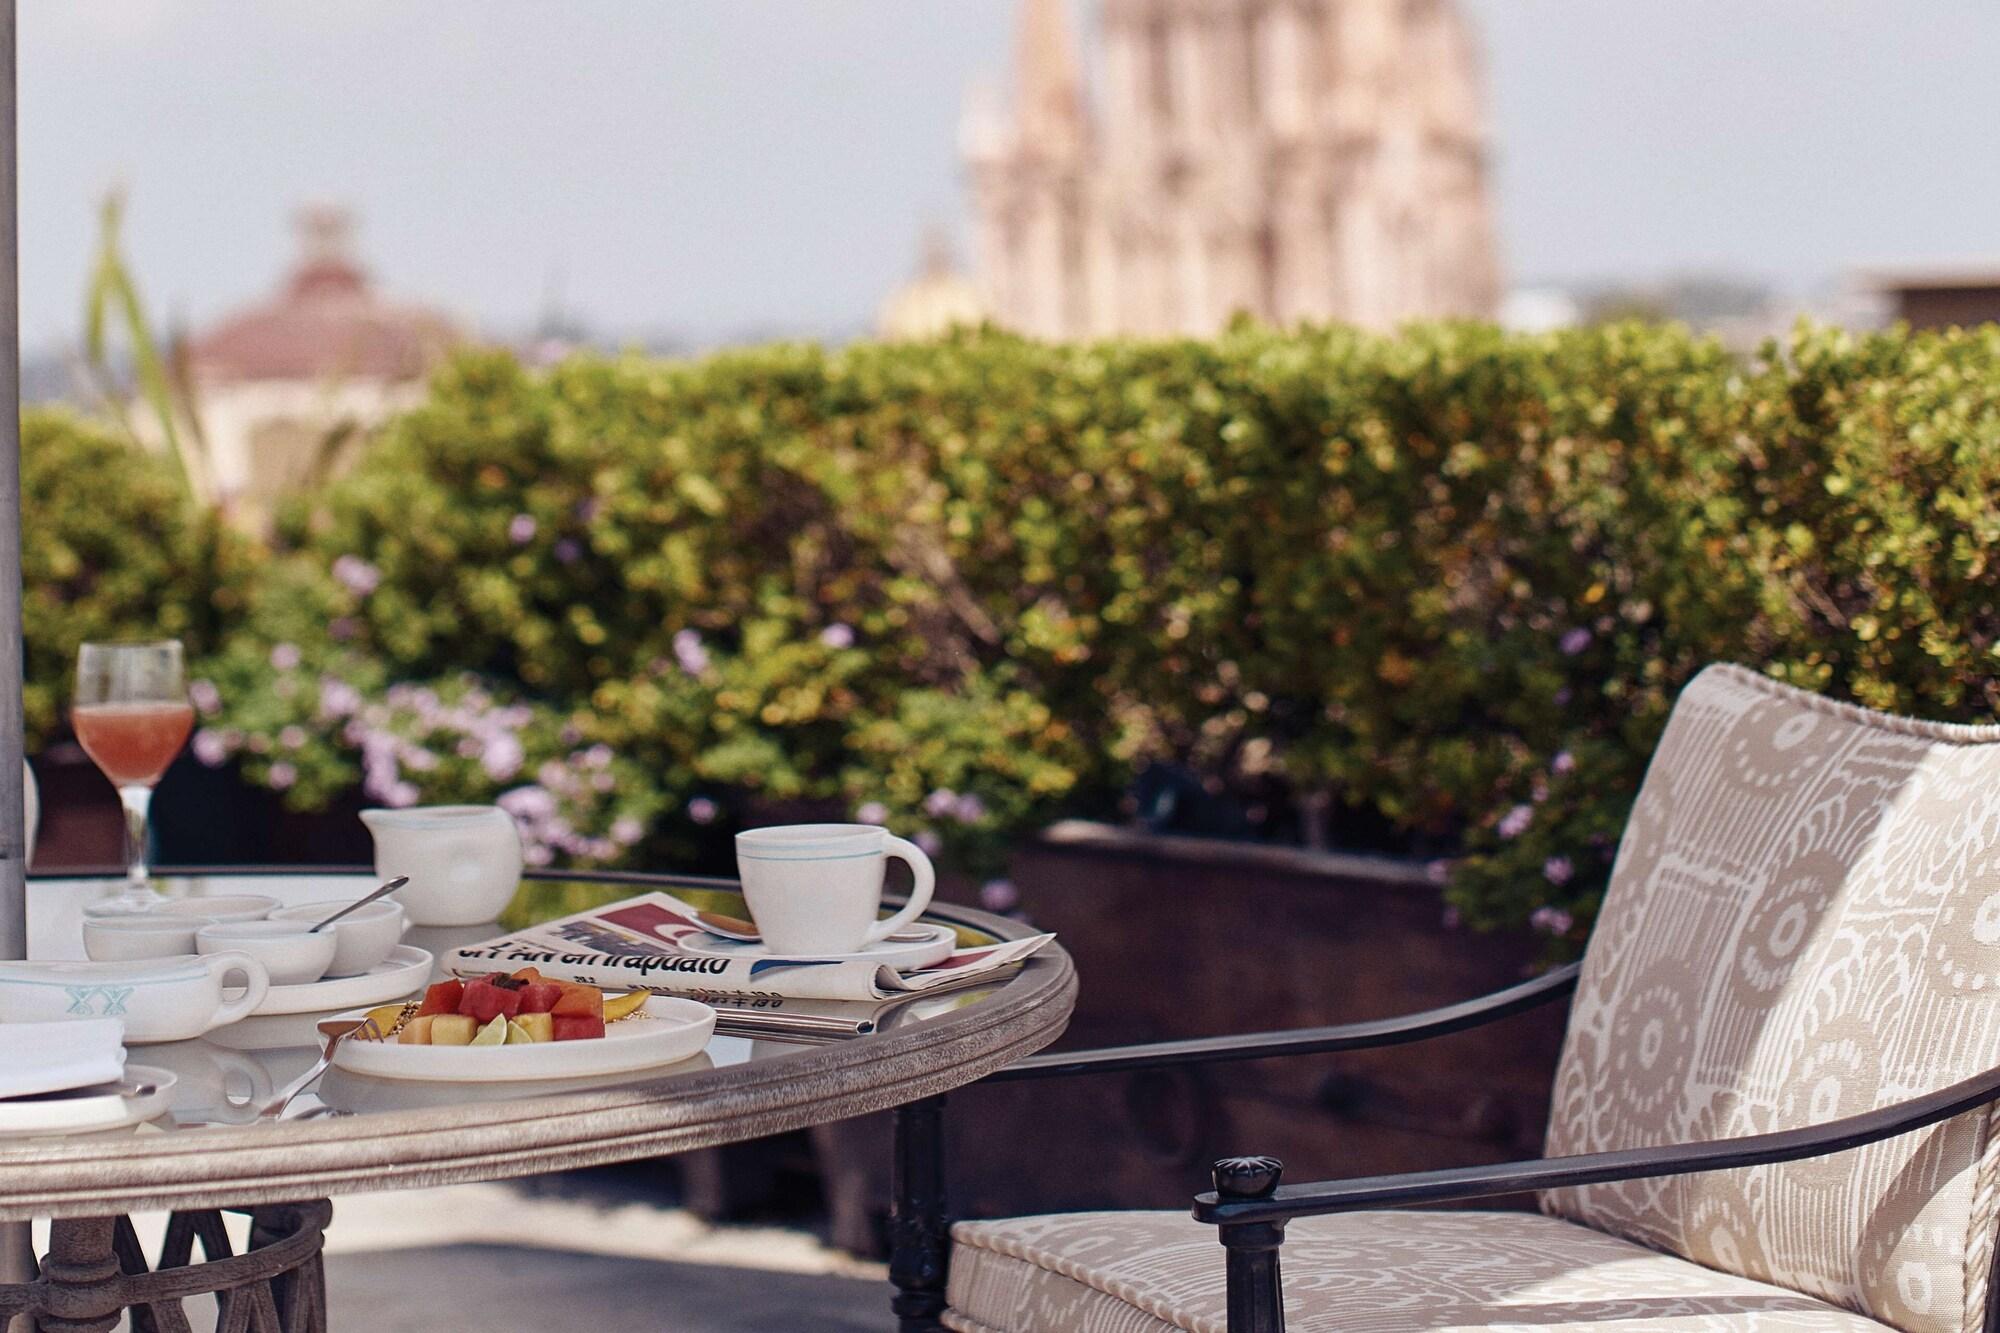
[888,663,2000,1332]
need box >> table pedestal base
[0,1201,330,1333]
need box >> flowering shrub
[30,322,2000,941]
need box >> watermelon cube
[551,985,604,1019]
[518,983,564,1014]
[415,980,464,1018]
[552,1014,606,1041]
[460,978,524,1024]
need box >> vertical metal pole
[0,4,34,1320]
[888,1096,951,1333]
[0,0,20,965]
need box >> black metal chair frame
[886,960,2000,1333]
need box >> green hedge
[21,410,246,746]
[36,322,2000,940]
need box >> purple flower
[856,801,888,825]
[1497,804,1534,840]
[1559,628,1592,656]
[482,733,525,782]
[582,744,613,770]
[979,879,1020,912]
[953,793,988,824]
[499,786,559,820]
[269,643,302,671]
[1531,905,1575,935]
[575,497,603,523]
[192,729,229,767]
[508,513,538,544]
[611,816,645,845]
[673,629,710,675]
[553,538,582,564]
[688,797,718,825]
[1425,859,1453,885]
[523,843,554,868]
[266,762,297,790]
[329,617,359,642]
[331,555,380,596]
[819,623,855,649]
[317,677,362,720]
[189,680,222,717]
[914,829,943,856]
[1553,686,1573,706]
[279,726,307,750]
[1543,856,1574,885]
[923,788,958,818]
[1551,750,1576,775]
[386,781,421,808]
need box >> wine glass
[72,640,195,911]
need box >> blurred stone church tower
[963,0,1500,338]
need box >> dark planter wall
[817,821,1571,1250]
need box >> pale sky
[21,1,2000,350]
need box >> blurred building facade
[877,227,987,339]
[178,205,461,523]
[964,0,1500,338]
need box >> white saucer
[0,1067,176,1136]
[329,997,716,1082]
[675,921,957,971]
[250,945,434,1016]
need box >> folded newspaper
[443,892,1054,1040]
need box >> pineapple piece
[513,1012,554,1043]
[430,1014,476,1046]
[397,1015,435,1045]
[504,1019,535,1045]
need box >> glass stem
[118,784,155,893]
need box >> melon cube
[551,985,604,1019]
[397,1016,435,1045]
[518,983,564,1014]
[552,1015,606,1042]
[513,1012,554,1043]
[429,1014,476,1046]
[461,978,524,1024]
[415,980,464,1018]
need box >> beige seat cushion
[945,1209,1895,1332]
[1542,665,2000,1332]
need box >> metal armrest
[989,961,1580,1082]
[1194,1057,2000,1225]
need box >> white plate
[674,921,957,971]
[0,1067,176,1136]
[329,996,717,1082]
[250,945,434,1016]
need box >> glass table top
[12,871,1013,1138]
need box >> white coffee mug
[734,823,936,955]
[0,953,270,1044]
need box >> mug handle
[201,951,271,1029]
[868,836,936,944]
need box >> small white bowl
[268,900,408,978]
[84,894,279,924]
[82,914,210,962]
[196,920,336,987]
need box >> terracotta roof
[186,207,461,384]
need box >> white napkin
[0,1019,127,1099]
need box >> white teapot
[360,805,523,926]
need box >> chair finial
[1213,1156,1284,1199]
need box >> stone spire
[1012,0,1086,156]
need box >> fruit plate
[328,996,717,1082]
[250,945,434,1017]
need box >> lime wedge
[471,1015,508,1046]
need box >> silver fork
[260,1017,380,1119]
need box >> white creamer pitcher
[360,805,523,926]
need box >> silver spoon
[309,876,409,933]
[259,1016,380,1119]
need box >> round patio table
[0,867,1076,1332]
